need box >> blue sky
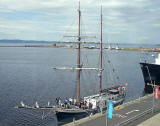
[0,0,160,44]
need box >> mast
[53,1,98,104]
[77,0,81,105]
[99,5,103,96]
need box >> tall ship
[140,53,160,93]
[16,1,128,123]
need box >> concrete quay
[62,94,160,126]
[137,113,160,126]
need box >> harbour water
[0,45,155,126]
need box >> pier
[62,94,160,126]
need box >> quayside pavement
[137,113,160,126]
[62,94,160,126]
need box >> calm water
[0,46,155,126]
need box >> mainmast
[99,6,103,96]
[77,0,81,105]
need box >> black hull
[113,99,125,107]
[140,62,160,93]
[56,111,88,123]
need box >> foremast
[53,1,102,104]
[99,6,103,96]
[77,0,81,105]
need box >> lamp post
[147,82,159,113]
[106,101,108,126]
[152,82,155,113]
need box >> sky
[0,0,160,44]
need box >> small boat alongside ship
[140,53,160,93]
[15,1,128,123]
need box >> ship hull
[55,85,126,122]
[55,98,124,122]
[140,62,160,93]
[56,111,87,122]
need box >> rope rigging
[102,50,122,87]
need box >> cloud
[152,24,160,28]
[0,0,63,10]
[102,1,127,8]
[0,0,160,44]
[141,36,149,40]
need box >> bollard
[73,117,75,124]
[100,107,103,115]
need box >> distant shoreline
[0,44,160,52]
